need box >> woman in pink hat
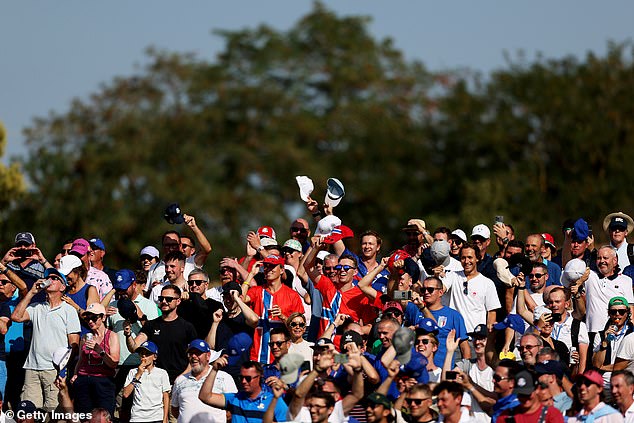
[71,302,120,417]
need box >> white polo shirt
[171,367,237,423]
[441,271,500,332]
[585,272,634,333]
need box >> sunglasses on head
[290,321,306,328]
[239,375,260,383]
[609,308,628,316]
[158,296,178,303]
[187,279,206,286]
[335,265,355,271]
[84,313,103,322]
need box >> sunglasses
[269,341,287,348]
[405,398,429,406]
[291,227,308,234]
[416,339,431,345]
[140,255,154,262]
[609,309,628,316]
[181,244,194,249]
[518,345,539,351]
[239,375,260,383]
[84,313,103,322]
[528,273,544,279]
[385,310,403,318]
[62,249,72,254]
[335,265,356,271]
[421,287,441,294]
[0,280,9,285]
[290,321,306,328]
[187,279,206,286]
[323,266,337,272]
[463,281,469,295]
[282,248,299,255]
[158,296,179,303]
[219,267,234,274]
[493,374,511,382]
[537,381,549,389]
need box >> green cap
[366,392,392,409]
[609,296,629,308]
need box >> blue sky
[1,1,633,161]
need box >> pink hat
[71,238,90,256]
[82,302,106,317]
[575,369,603,387]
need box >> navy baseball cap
[114,269,136,290]
[493,314,526,334]
[137,341,158,355]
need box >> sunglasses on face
[187,279,206,286]
[158,296,179,303]
[219,267,234,274]
[518,345,539,351]
[493,374,510,382]
[262,264,279,271]
[269,341,287,348]
[529,273,544,279]
[335,265,355,271]
[416,339,432,345]
[609,309,628,316]
[289,321,306,328]
[291,227,308,234]
[239,375,260,383]
[537,381,549,389]
[62,249,72,254]
[405,398,429,406]
[421,287,440,294]
[385,310,403,318]
[181,244,194,249]
[140,255,154,262]
[84,313,103,322]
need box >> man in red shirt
[304,237,376,337]
[497,370,564,423]
[244,255,304,364]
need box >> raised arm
[356,257,388,301]
[199,356,229,408]
[0,261,28,297]
[11,282,40,322]
[341,343,364,415]
[303,237,326,283]
[184,214,212,267]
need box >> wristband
[256,246,264,253]
[517,286,526,290]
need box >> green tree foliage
[0,122,26,219]
[6,3,634,266]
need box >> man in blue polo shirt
[199,359,288,423]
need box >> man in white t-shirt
[438,244,501,332]
[583,246,634,335]
[171,339,237,423]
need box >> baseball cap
[340,331,363,351]
[15,232,35,246]
[58,255,83,276]
[188,339,211,353]
[82,302,106,317]
[471,224,491,240]
[387,250,411,270]
[295,176,314,202]
[575,369,603,387]
[322,225,354,245]
[400,352,429,383]
[164,203,185,224]
[514,370,536,396]
[140,246,160,258]
[222,281,241,295]
[430,240,451,267]
[366,392,392,409]
[603,212,634,233]
[315,215,342,236]
[114,269,136,290]
[71,238,90,256]
[493,314,526,334]
[541,233,556,250]
[609,296,630,308]
[324,178,345,207]
[450,229,468,243]
[137,341,159,355]
[227,333,253,366]
[263,255,285,266]
[417,318,439,334]
[311,338,335,350]
[280,353,304,385]
[533,305,552,322]
[317,250,330,261]
[563,258,586,284]
[402,219,427,233]
[534,360,565,379]
[383,301,403,313]
[393,327,414,365]
[44,268,68,286]
[257,226,277,240]
[282,239,303,253]
[117,298,138,323]
[89,238,106,251]
[16,400,37,413]
[467,324,488,338]
[571,218,590,242]
[401,257,420,282]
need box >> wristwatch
[256,246,265,253]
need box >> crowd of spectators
[2,199,634,423]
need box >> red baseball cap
[387,250,411,270]
[322,225,354,245]
[541,233,556,249]
[263,255,285,266]
[257,226,277,240]
[383,301,403,313]
[575,369,603,387]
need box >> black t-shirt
[140,316,197,382]
[177,294,220,339]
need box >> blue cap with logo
[114,269,136,290]
[493,314,526,334]
[137,341,158,355]
[188,339,211,353]
[89,238,106,251]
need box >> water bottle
[570,346,578,365]
[607,325,618,342]
[85,333,94,349]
